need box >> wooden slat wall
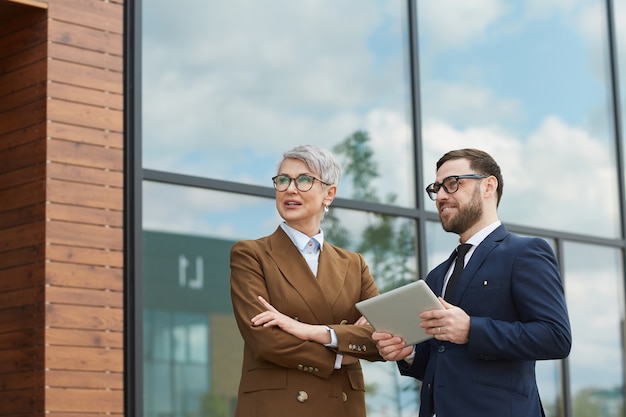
[46,0,125,415]
[0,0,125,415]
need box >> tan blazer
[230,226,382,417]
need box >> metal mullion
[605,1,626,415]
[124,0,144,415]
[408,0,430,280]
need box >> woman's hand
[251,296,331,344]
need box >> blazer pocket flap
[347,369,365,391]
[241,368,288,393]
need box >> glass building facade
[134,1,626,416]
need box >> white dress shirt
[280,223,343,368]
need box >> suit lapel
[265,227,337,324]
[433,250,458,297]
[316,244,349,310]
[453,225,509,303]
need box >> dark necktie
[444,243,472,301]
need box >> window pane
[327,208,419,415]
[142,181,419,416]
[417,1,621,238]
[564,242,624,417]
[142,0,416,206]
[425,220,458,272]
[143,183,250,417]
[536,360,564,417]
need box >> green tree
[326,130,419,416]
[331,130,417,291]
[571,386,624,417]
[572,387,603,417]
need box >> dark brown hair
[436,148,503,206]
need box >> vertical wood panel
[0,5,48,416]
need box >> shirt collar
[280,222,324,251]
[463,220,501,247]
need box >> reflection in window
[142,0,415,206]
[142,181,420,416]
[417,1,620,238]
[424,220,459,272]
[143,310,210,417]
[564,242,624,417]
[328,207,419,415]
[536,360,565,417]
[142,183,262,417]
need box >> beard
[440,186,483,235]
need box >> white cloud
[365,109,415,205]
[143,0,387,156]
[421,81,524,127]
[145,112,621,240]
[576,2,611,80]
[141,0,417,193]
[142,182,280,240]
[421,116,620,238]
[513,116,619,235]
[417,0,508,49]
[421,118,522,180]
[523,0,581,20]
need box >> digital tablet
[355,280,444,345]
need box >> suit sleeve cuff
[323,326,342,369]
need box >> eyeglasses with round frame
[272,174,331,192]
[425,174,489,201]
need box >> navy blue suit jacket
[399,225,571,417]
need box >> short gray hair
[279,145,341,186]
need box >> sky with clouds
[141,0,626,414]
[143,0,624,239]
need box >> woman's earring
[324,205,329,213]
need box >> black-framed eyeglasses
[272,174,331,192]
[425,174,489,201]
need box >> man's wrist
[401,348,415,365]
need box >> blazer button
[296,390,309,403]
[438,345,446,353]
[340,320,348,325]
[342,392,348,402]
